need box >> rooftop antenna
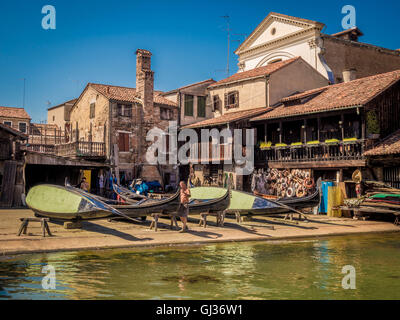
[221,15,230,77]
[21,78,26,108]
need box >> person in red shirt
[178,181,191,233]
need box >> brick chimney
[136,49,154,118]
[342,68,357,82]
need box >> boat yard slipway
[0,209,398,256]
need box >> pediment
[236,12,324,54]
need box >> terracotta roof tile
[182,107,269,129]
[209,57,301,88]
[89,83,177,107]
[0,106,31,119]
[251,69,400,121]
[364,130,400,156]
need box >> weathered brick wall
[323,37,400,82]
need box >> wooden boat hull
[187,187,231,214]
[112,189,181,217]
[112,184,147,202]
[253,178,321,210]
[26,185,118,220]
[189,187,288,215]
[113,185,231,215]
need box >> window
[184,94,194,116]
[117,104,132,117]
[197,96,206,118]
[90,103,96,119]
[118,132,130,152]
[52,115,55,121]
[224,91,239,109]
[212,95,220,112]
[4,121,12,127]
[160,107,173,120]
[19,122,27,133]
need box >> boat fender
[296,187,306,198]
[286,187,295,198]
[304,178,315,190]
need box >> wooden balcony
[25,141,106,159]
[55,141,106,159]
[256,139,366,168]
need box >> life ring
[304,178,315,190]
[286,187,295,198]
[296,187,306,198]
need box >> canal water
[1,233,399,300]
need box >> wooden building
[365,129,400,188]
[250,69,400,182]
[0,123,28,207]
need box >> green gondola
[26,184,121,220]
[189,187,290,215]
[26,184,182,221]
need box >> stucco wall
[209,78,267,115]
[47,106,65,129]
[69,86,109,155]
[269,59,329,106]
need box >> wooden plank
[0,160,17,207]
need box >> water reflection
[1,233,400,300]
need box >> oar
[267,198,309,221]
[109,206,141,223]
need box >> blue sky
[0,0,399,122]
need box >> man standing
[178,181,190,233]
[79,177,89,192]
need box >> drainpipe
[178,90,182,127]
[108,101,113,168]
[264,75,270,107]
[317,36,335,84]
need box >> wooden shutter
[224,93,228,108]
[118,132,130,152]
[184,95,194,116]
[124,133,129,152]
[90,103,95,118]
[234,91,239,107]
[197,96,206,117]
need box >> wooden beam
[268,159,367,169]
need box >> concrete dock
[0,209,399,255]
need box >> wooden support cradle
[17,217,52,237]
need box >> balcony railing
[256,139,365,163]
[26,144,56,154]
[25,141,106,159]
[55,141,106,158]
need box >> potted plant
[366,110,380,139]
